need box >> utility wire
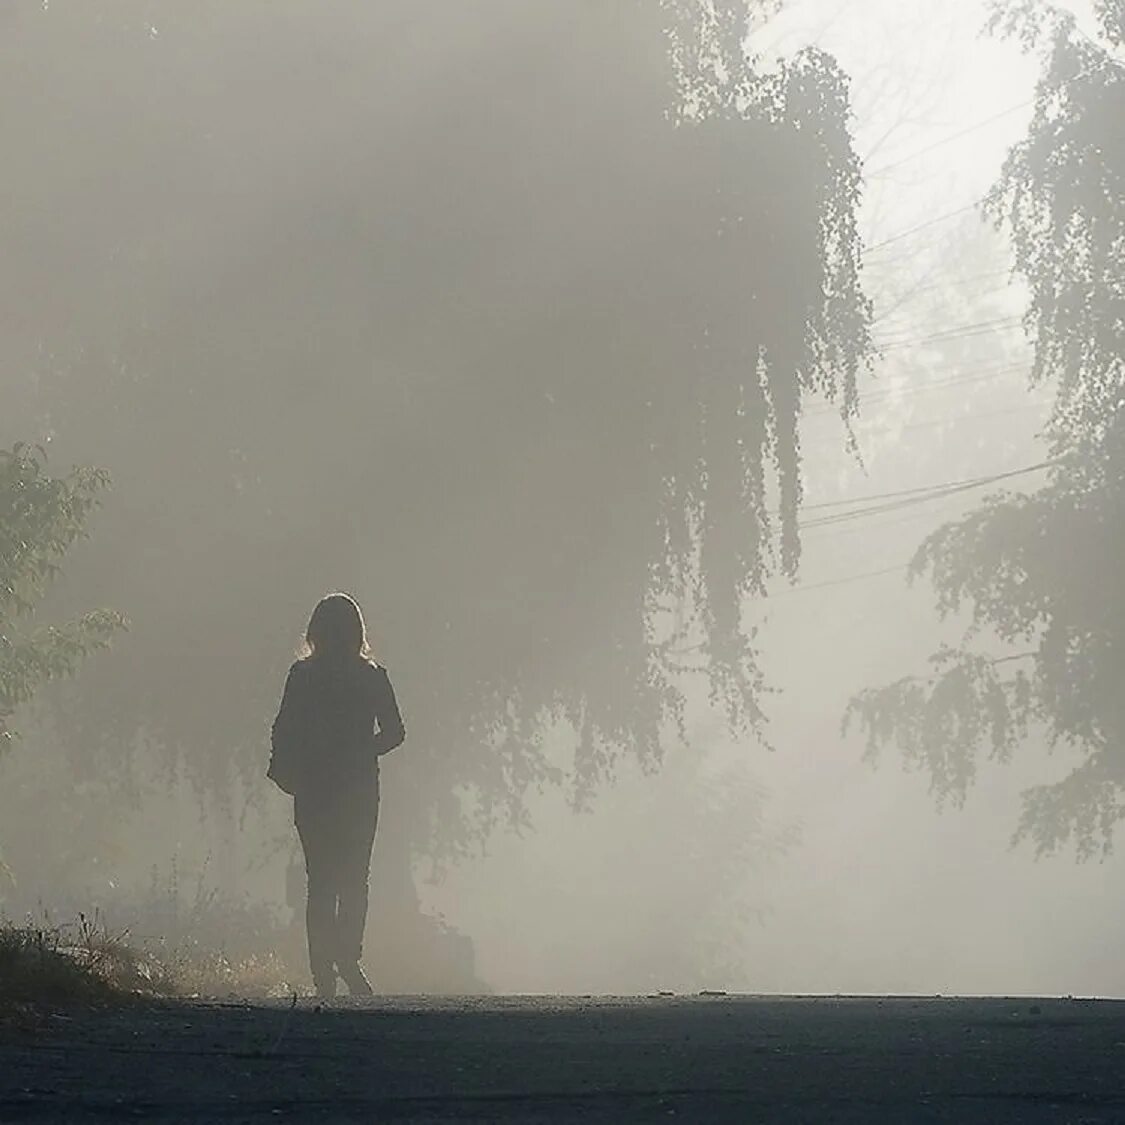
[800,459,1056,514]
[865,200,984,253]
[873,274,1024,327]
[758,45,1119,598]
[864,56,1120,178]
[879,313,1024,344]
[862,61,1119,265]
[866,99,1033,178]
[804,361,1032,420]
[801,501,981,542]
[799,459,1057,529]
[767,563,908,596]
[761,463,1060,596]
[876,315,1024,352]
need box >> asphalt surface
[3,994,1125,1122]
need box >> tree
[2,2,871,945]
[846,1,1125,858]
[0,444,124,748]
[0,443,124,883]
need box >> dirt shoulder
[2,994,1124,1122]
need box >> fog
[3,0,1123,998]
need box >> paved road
[3,995,1125,1122]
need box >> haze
[3,0,1122,999]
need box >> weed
[0,915,126,1008]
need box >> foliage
[986,3,1125,454]
[6,3,870,863]
[0,444,124,749]
[847,4,1125,858]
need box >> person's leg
[335,791,379,995]
[296,802,341,997]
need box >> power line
[800,459,1056,515]
[799,459,1056,530]
[767,563,908,596]
[881,313,1024,345]
[865,200,984,253]
[802,499,982,541]
[757,56,1117,601]
[863,56,1120,178]
[873,274,1024,328]
[812,399,1050,447]
[862,61,1119,262]
[805,360,1033,420]
[876,315,1024,353]
[866,99,1033,178]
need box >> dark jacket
[268,656,405,798]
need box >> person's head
[303,592,369,661]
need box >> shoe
[339,961,373,998]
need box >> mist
[3,0,1123,1001]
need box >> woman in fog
[268,593,405,998]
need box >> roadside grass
[0,915,150,1009]
[148,944,296,1000]
[0,914,299,1019]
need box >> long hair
[302,593,370,661]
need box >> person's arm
[268,663,305,793]
[371,665,405,756]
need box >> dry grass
[0,915,142,1009]
[147,945,298,1000]
[0,914,299,1019]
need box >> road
[3,995,1125,1122]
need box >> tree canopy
[4,1,871,867]
[847,1,1125,858]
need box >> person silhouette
[268,593,405,998]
